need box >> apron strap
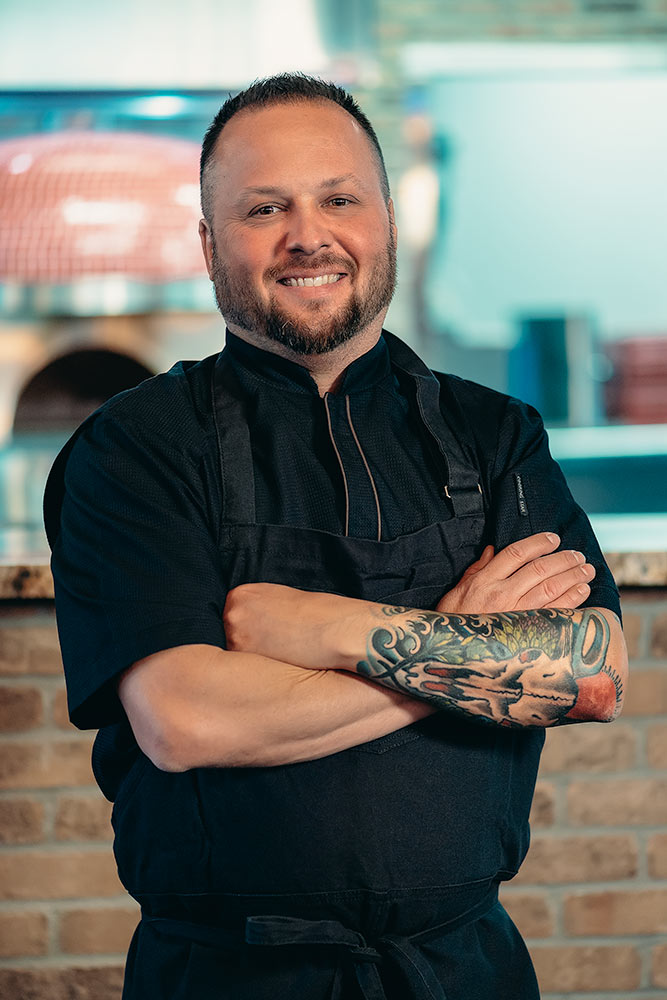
[144,885,498,1000]
[211,332,484,526]
[383,332,484,520]
[211,351,256,525]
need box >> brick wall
[500,589,667,998]
[0,606,130,998]
[0,588,665,998]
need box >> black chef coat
[44,330,619,732]
[44,330,620,1000]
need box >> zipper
[345,395,382,542]
[323,392,350,537]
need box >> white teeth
[282,273,342,287]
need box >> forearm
[118,644,434,770]
[223,534,628,730]
[327,601,627,728]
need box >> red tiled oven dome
[0,132,206,283]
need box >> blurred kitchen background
[1,0,666,561]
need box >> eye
[327,197,352,208]
[251,204,281,217]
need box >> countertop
[1,552,666,600]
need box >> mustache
[266,254,356,281]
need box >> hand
[435,532,596,615]
[224,583,360,668]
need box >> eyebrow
[237,174,364,200]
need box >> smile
[278,273,344,287]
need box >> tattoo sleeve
[356,607,623,728]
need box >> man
[45,74,627,1000]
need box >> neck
[226,322,384,396]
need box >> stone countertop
[1,552,666,600]
[0,563,55,599]
[606,551,667,588]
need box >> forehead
[209,100,382,199]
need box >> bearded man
[45,73,627,1000]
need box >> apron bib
[110,333,543,999]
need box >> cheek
[219,229,274,275]
[359,225,390,256]
[339,215,388,254]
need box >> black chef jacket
[45,329,620,732]
[44,329,621,1000]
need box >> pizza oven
[0,129,218,556]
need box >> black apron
[109,333,543,999]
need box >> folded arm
[226,534,627,730]
[118,644,434,771]
[119,532,626,772]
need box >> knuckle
[532,558,548,579]
[506,543,524,562]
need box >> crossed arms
[118,532,627,770]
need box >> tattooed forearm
[356,607,623,728]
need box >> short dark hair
[200,72,390,221]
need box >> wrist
[285,590,373,671]
[335,601,414,674]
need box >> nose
[285,204,331,255]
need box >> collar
[225,330,393,396]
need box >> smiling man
[45,74,627,1000]
[200,95,397,374]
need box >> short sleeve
[47,408,226,730]
[489,398,621,621]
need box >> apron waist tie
[145,885,498,1000]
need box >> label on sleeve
[515,473,529,517]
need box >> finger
[509,548,590,590]
[543,582,591,610]
[478,544,495,567]
[514,562,596,610]
[482,532,561,582]
[462,544,495,578]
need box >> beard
[209,230,396,356]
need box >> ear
[199,218,215,280]
[387,197,398,246]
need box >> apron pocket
[351,724,423,755]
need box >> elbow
[569,633,628,724]
[147,737,193,774]
[575,667,626,723]
[581,609,629,723]
[599,621,629,722]
[600,663,627,723]
[119,650,249,771]
[565,670,625,724]
[121,690,216,772]
[118,657,296,769]
[133,706,266,771]
[585,675,625,723]
[130,712,195,773]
